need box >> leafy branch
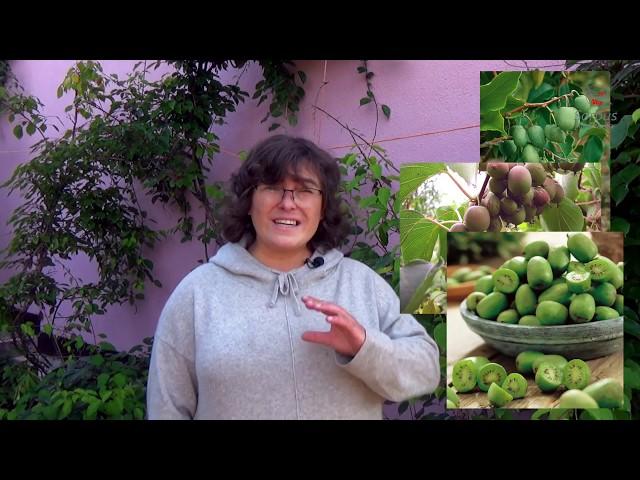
[505,91,578,117]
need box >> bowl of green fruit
[447,264,496,302]
[459,234,624,360]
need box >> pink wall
[0,60,564,349]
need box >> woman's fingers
[302,295,348,317]
[301,330,333,347]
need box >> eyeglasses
[254,184,323,207]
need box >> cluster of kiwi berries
[450,162,585,232]
[464,233,623,325]
[447,353,623,409]
[501,94,592,163]
[447,266,494,289]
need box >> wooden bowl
[459,300,623,360]
[447,264,494,302]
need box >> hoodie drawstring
[268,272,302,315]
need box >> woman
[147,135,440,419]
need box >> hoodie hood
[209,237,343,315]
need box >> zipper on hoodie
[283,299,301,420]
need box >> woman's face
[249,165,323,257]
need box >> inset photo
[480,70,610,165]
[401,162,607,236]
[446,232,624,410]
[399,161,608,314]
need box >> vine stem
[424,216,450,230]
[477,174,490,204]
[544,147,570,161]
[480,136,510,148]
[505,92,577,117]
[311,104,399,174]
[576,199,600,206]
[445,168,475,201]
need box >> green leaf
[85,401,100,420]
[376,187,391,206]
[104,399,123,417]
[20,323,35,337]
[580,408,614,420]
[59,399,73,420]
[400,210,441,263]
[403,260,444,313]
[90,354,105,367]
[624,312,640,340]
[612,164,640,205]
[367,210,384,231]
[611,115,633,149]
[540,198,584,231]
[613,163,640,186]
[205,184,224,200]
[399,163,446,205]
[633,108,640,124]
[512,72,533,102]
[480,71,521,114]
[97,373,109,390]
[504,95,525,112]
[13,124,23,139]
[371,163,382,180]
[268,123,280,132]
[298,71,306,84]
[112,373,127,388]
[580,135,603,163]
[438,228,447,261]
[447,164,476,187]
[531,409,551,420]
[560,135,574,158]
[579,127,607,139]
[26,123,36,135]
[548,408,573,420]
[611,217,630,234]
[359,97,372,106]
[527,83,554,103]
[98,341,116,352]
[42,324,53,336]
[624,365,640,390]
[381,104,391,119]
[433,322,446,352]
[480,110,505,134]
[359,196,380,209]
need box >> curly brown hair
[222,135,350,252]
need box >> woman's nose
[279,189,298,208]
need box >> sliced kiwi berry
[563,359,591,390]
[502,373,528,399]
[492,268,520,294]
[566,270,591,293]
[535,362,564,392]
[532,354,568,374]
[451,358,478,393]
[477,363,508,392]
[488,382,513,407]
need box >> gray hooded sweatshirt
[147,240,440,419]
